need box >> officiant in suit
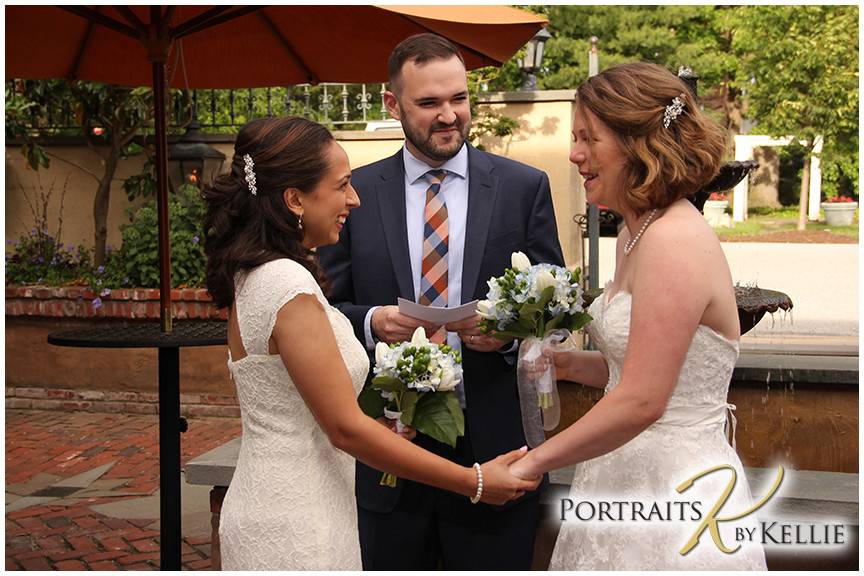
[317,33,564,570]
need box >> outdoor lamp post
[520,27,551,91]
[168,106,225,192]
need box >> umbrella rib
[114,6,147,37]
[256,11,318,84]
[61,6,139,40]
[67,16,97,81]
[171,6,264,40]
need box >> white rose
[511,251,531,271]
[410,326,428,346]
[438,365,458,392]
[375,342,390,366]
[476,300,496,319]
[535,269,556,294]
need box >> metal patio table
[48,320,227,570]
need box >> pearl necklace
[623,208,659,255]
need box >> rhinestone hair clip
[663,93,687,129]
[243,154,257,196]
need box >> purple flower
[123,276,130,285]
[100,288,111,297]
[92,297,103,309]
[96,265,105,275]
[192,236,200,244]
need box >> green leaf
[444,393,465,437]
[357,387,387,418]
[412,392,465,448]
[371,375,404,392]
[568,312,593,331]
[400,390,420,426]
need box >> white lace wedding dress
[549,286,767,570]
[219,259,368,570]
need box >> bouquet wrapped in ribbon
[477,251,592,447]
[358,327,465,487]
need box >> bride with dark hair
[202,116,539,570]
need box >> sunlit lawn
[714,207,859,241]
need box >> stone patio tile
[71,490,152,499]
[79,477,131,491]
[6,473,61,496]
[52,462,116,488]
[5,496,58,513]
[90,495,160,520]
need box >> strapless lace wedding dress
[549,285,767,570]
[219,259,368,570]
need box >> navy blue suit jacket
[318,144,564,513]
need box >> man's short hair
[388,33,466,93]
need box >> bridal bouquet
[358,327,465,487]
[477,252,592,446]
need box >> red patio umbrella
[6,5,548,332]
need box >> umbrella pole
[153,59,173,334]
[150,19,181,568]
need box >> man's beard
[404,118,471,163]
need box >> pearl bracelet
[470,462,483,504]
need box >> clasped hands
[371,305,508,352]
[377,415,542,505]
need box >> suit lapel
[376,150,415,301]
[461,147,497,303]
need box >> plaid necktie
[418,169,448,343]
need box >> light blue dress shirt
[363,143,469,355]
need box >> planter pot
[702,200,729,227]
[821,202,858,227]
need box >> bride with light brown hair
[510,62,768,570]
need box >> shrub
[5,228,91,286]
[114,184,206,288]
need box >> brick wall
[5,286,228,321]
[6,286,236,415]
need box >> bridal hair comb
[663,93,687,129]
[243,154,257,196]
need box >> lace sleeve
[236,259,325,356]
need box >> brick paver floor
[6,409,241,570]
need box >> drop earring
[298,212,303,231]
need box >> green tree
[6,80,154,265]
[487,6,745,130]
[730,6,859,228]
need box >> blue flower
[92,297,103,309]
[96,265,105,275]
[192,236,200,244]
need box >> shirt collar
[403,142,468,185]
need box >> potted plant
[821,195,858,227]
[702,192,729,227]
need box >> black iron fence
[7,81,393,134]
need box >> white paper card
[397,298,479,324]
